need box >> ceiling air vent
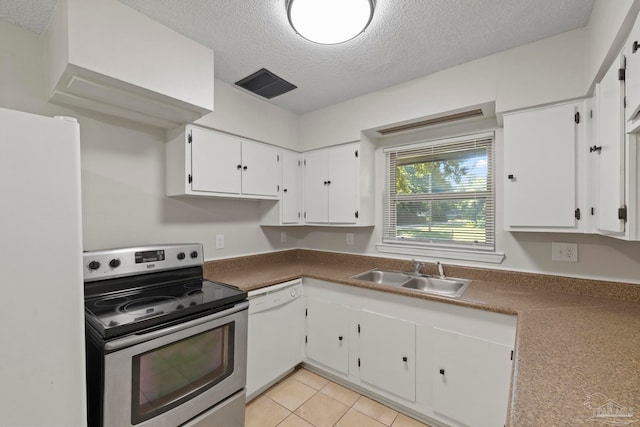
[235,68,297,99]
[377,108,484,135]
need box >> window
[382,132,496,255]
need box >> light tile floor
[245,368,433,427]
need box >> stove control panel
[83,243,203,282]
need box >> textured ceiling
[1,0,595,114]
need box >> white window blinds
[383,132,495,250]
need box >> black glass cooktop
[84,267,246,339]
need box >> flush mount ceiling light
[286,0,375,45]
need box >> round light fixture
[287,0,375,45]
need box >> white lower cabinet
[305,298,350,375]
[357,311,416,402]
[303,278,516,427]
[432,328,514,427]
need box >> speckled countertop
[204,250,640,426]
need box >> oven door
[101,301,248,427]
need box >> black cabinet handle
[243,166,248,171]
[507,174,515,180]
[402,356,408,362]
[590,145,602,153]
[634,40,639,53]
[439,369,445,375]
[283,189,288,193]
[338,336,343,341]
[237,164,242,170]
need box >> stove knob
[190,251,199,259]
[88,260,101,270]
[177,252,186,260]
[109,258,121,268]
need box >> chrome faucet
[411,258,424,275]
[436,261,445,279]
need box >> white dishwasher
[246,279,305,400]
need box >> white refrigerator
[0,107,87,426]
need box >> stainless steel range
[83,244,248,427]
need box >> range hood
[47,0,214,129]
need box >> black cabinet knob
[237,164,242,170]
[243,165,248,171]
[402,356,408,362]
[507,174,515,180]
[439,369,445,375]
[338,336,343,341]
[634,40,639,53]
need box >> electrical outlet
[215,234,224,250]
[346,233,354,245]
[551,242,578,262]
[280,231,287,243]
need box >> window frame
[378,131,504,264]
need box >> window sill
[376,243,505,264]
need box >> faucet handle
[411,258,424,274]
[436,261,445,279]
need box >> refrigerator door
[0,107,87,426]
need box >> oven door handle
[104,300,249,351]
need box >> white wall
[195,80,299,150]
[298,28,587,151]
[0,20,297,259]
[586,0,640,92]
[3,4,640,284]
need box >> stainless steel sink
[350,269,412,286]
[400,276,470,298]
[350,269,470,298]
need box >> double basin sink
[350,269,470,298]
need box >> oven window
[131,322,235,424]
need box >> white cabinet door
[306,298,349,374]
[432,328,513,427]
[328,144,358,224]
[625,12,640,128]
[358,311,415,402]
[503,102,582,230]
[190,126,241,194]
[282,151,302,224]
[303,150,330,223]
[241,140,280,197]
[596,56,626,235]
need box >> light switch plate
[551,242,577,262]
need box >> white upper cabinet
[260,150,303,225]
[47,0,214,129]
[503,101,586,232]
[624,10,640,132]
[302,142,375,226]
[594,55,627,236]
[590,41,640,241]
[166,125,280,200]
